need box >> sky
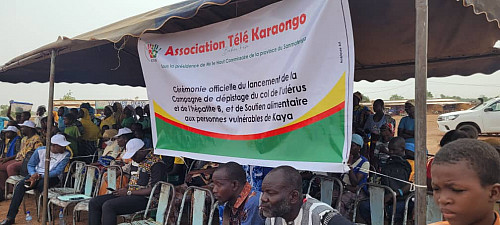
[0,0,499,108]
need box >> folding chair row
[118,185,216,225]
[306,175,344,210]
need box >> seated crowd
[0,97,497,225]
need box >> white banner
[138,0,354,172]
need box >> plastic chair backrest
[307,175,343,210]
[105,165,123,191]
[403,192,415,225]
[141,181,175,224]
[369,185,387,225]
[176,186,215,225]
[353,183,396,225]
[426,194,442,224]
[63,161,86,192]
[83,165,101,197]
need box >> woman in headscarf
[78,108,101,163]
[80,103,100,126]
[120,105,136,129]
[112,102,124,126]
[100,106,116,130]
[57,107,69,132]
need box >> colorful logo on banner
[138,0,354,172]
[145,43,161,62]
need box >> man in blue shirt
[213,162,265,225]
[0,134,70,225]
[398,100,415,144]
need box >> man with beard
[213,162,265,225]
[260,166,353,225]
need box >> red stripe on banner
[156,101,345,140]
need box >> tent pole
[415,0,428,225]
[41,49,57,225]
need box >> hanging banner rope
[138,0,354,172]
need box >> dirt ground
[0,114,498,224]
[0,194,89,224]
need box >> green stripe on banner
[155,109,345,163]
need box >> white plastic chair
[118,181,175,225]
[307,175,344,210]
[48,165,102,222]
[176,186,216,225]
[72,165,123,225]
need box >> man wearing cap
[0,134,71,225]
[337,134,370,217]
[0,121,42,198]
[398,100,415,144]
[0,126,21,200]
[89,138,167,225]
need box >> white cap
[114,128,133,138]
[2,126,19,133]
[122,138,145,159]
[51,134,71,147]
[19,121,36,129]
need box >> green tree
[0,105,9,117]
[60,90,76,100]
[427,91,434,99]
[439,94,463,100]
[479,95,491,102]
[361,95,370,103]
[389,94,405,101]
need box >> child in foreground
[430,139,500,225]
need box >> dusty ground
[0,114,498,224]
[0,194,89,224]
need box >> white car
[437,97,500,135]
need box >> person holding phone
[88,138,167,225]
[0,134,70,225]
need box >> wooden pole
[41,49,56,225]
[415,0,428,225]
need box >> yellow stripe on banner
[153,100,186,125]
[283,72,346,127]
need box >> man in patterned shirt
[88,138,166,225]
[260,166,353,225]
[213,162,265,225]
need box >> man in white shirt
[0,134,70,225]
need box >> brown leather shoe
[0,218,14,225]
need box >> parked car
[437,97,500,135]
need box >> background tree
[478,95,491,102]
[427,91,434,99]
[361,95,370,103]
[60,90,76,100]
[0,105,10,117]
[389,94,405,100]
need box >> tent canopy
[1,0,499,86]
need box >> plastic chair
[72,165,123,225]
[307,175,343,210]
[118,181,175,225]
[176,186,216,225]
[48,165,102,222]
[5,175,40,220]
[4,175,24,200]
[402,192,415,225]
[426,193,443,224]
[49,161,87,196]
[352,183,397,225]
